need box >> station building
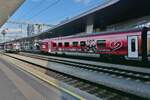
[5,0,150,50]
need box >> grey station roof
[32,0,150,38]
[0,0,25,27]
[32,0,120,38]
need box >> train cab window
[72,42,78,47]
[64,42,69,47]
[97,40,106,48]
[80,41,86,47]
[58,43,62,47]
[131,39,136,52]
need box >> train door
[48,42,51,53]
[128,36,138,58]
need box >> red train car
[40,28,150,60]
[40,39,50,53]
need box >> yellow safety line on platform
[5,56,86,100]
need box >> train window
[64,42,69,47]
[53,43,57,47]
[72,42,78,47]
[131,39,136,52]
[97,40,106,48]
[58,43,62,47]
[80,41,86,47]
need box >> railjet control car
[40,28,150,60]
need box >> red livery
[40,29,150,59]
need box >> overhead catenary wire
[29,0,61,20]
[19,0,46,19]
[44,0,108,24]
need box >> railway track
[20,52,150,83]
[46,69,129,100]
[3,52,150,100]
[24,51,150,67]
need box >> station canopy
[0,0,24,27]
[33,0,150,39]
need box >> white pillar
[86,15,94,33]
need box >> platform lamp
[1,29,8,42]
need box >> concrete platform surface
[6,53,150,99]
[0,53,102,100]
[0,57,80,100]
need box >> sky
[10,0,105,24]
[1,0,106,41]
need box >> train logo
[110,40,123,51]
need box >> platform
[5,53,150,99]
[0,57,81,100]
[0,52,102,100]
